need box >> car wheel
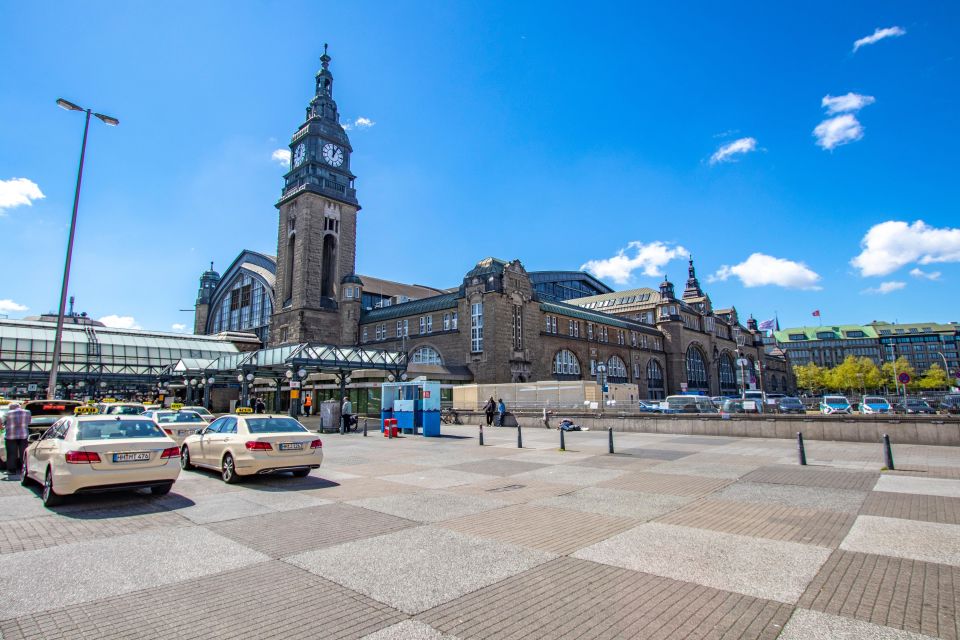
[221,453,241,484]
[291,469,310,478]
[150,482,173,496]
[42,469,63,507]
[19,457,30,487]
[180,446,194,470]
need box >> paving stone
[657,499,856,547]
[651,461,760,479]
[0,495,62,521]
[799,550,960,640]
[208,503,417,558]
[568,454,664,470]
[532,487,693,520]
[874,474,960,498]
[334,462,432,477]
[619,447,693,461]
[711,481,868,513]
[439,503,636,554]
[173,493,276,524]
[286,525,555,614]
[298,477,421,501]
[861,491,960,525]
[361,620,459,640]
[445,458,550,477]
[779,608,939,639]
[890,466,960,480]
[840,515,960,566]
[741,465,880,491]
[573,522,832,604]
[418,556,793,640]
[226,488,332,512]
[380,468,495,489]
[664,436,743,446]
[0,526,269,619]
[508,463,628,487]
[507,449,596,465]
[597,471,732,497]
[348,490,510,523]
[0,561,404,640]
[0,510,188,555]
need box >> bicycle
[441,408,462,425]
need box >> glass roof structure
[191,343,407,378]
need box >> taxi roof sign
[74,406,99,415]
[171,403,184,410]
[236,407,254,414]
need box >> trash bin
[319,400,340,433]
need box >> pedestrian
[341,395,352,434]
[497,398,506,427]
[542,407,552,429]
[2,402,30,476]
[483,397,496,426]
[255,398,266,414]
[303,394,312,416]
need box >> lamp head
[56,98,83,112]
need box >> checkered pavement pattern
[0,425,958,639]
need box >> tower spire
[683,254,704,299]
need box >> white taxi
[21,414,181,507]
[142,409,208,445]
[180,414,322,483]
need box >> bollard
[608,427,614,454]
[560,427,566,451]
[882,433,895,470]
[363,418,367,437]
[797,432,807,466]
[517,424,523,449]
[479,425,484,446]
[388,422,393,439]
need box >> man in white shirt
[341,396,352,434]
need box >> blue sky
[1,1,958,333]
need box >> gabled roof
[360,292,459,323]
[540,300,661,334]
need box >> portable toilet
[380,380,441,437]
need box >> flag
[758,318,776,331]
[812,310,820,317]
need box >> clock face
[293,143,306,167]
[322,143,344,167]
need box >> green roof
[360,292,459,323]
[540,300,659,334]
[775,321,959,343]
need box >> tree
[919,363,949,390]
[793,362,825,395]
[823,356,882,394]
[881,356,916,393]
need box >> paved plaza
[0,425,958,639]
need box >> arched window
[411,346,442,365]
[320,234,337,299]
[647,359,665,399]
[771,375,779,391]
[718,353,737,393]
[782,375,789,393]
[685,346,708,390]
[607,355,628,382]
[553,349,581,376]
[283,234,295,305]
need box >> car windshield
[864,397,887,404]
[108,405,144,415]
[906,400,927,407]
[77,419,166,440]
[245,418,308,434]
[780,398,802,405]
[825,397,848,404]
[156,411,204,423]
[23,401,81,417]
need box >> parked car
[721,399,760,414]
[939,395,960,415]
[859,396,892,415]
[21,400,84,436]
[180,414,322,483]
[894,399,936,415]
[142,410,208,445]
[102,402,146,416]
[181,406,215,421]
[820,395,852,415]
[664,395,718,414]
[638,400,679,414]
[776,397,806,415]
[21,414,181,507]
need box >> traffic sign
[897,372,911,384]
[27,384,37,392]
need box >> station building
[192,50,795,403]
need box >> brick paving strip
[418,557,793,640]
[741,465,880,491]
[861,491,960,525]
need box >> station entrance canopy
[162,343,407,381]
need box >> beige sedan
[142,409,208,446]
[180,414,322,483]
[21,414,181,507]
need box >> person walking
[542,406,552,429]
[341,396,352,434]
[483,397,496,426]
[2,402,31,476]
[255,397,266,414]
[303,394,313,417]
[497,398,506,427]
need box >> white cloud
[0,177,45,214]
[862,281,906,295]
[98,315,141,329]
[852,220,960,276]
[354,117,375,129]
[709,137,758,165]
[708,253,822,290]
[0,299,28,314]
[271,149,291,167]
[853,26,906,52]
[171,323,187,332]
[821,93,875,115]
[580,241,688,285]
[813,114,864,150]
[909,268,942,281]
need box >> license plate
[178,430,189,436]
[113,452,151,462]
[279,442,303,451]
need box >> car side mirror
[28,433,41,443]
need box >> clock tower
[270,45,361,346]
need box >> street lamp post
[46,99,118,399]
[596,363,607,411]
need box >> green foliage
[919,363,949,390]
[822,356,883,392]
[792,362,824,394]
[881,356,916,391]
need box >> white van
[664,395,718,414]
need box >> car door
[31,418,69,478]
[206,417,237,466]
[196,418,224,466]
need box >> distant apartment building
[772,321,960,374]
